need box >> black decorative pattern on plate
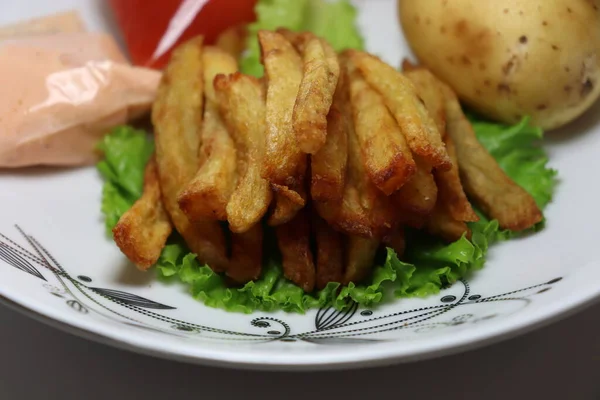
[0,241,45,281]
[90,287,176,310]
[0,225,564,344]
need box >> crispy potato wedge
[392,157,438,228]
[434,135,479,223]
[440,83,543,231]
[228,223,263,283]
[215,72,272,232]
[113,156,173,270]
[343,236,379,284]
[292,33,340,154]
[259,30,307,205]
[347,58,416,195]
[404,68,446,138]
[310,65,348,204]
[178,48,238,221]
[313,213,344,289]
[275,209,316,292]
[215,25,247,61]
[347,50,451,170]
[152,37,228,271]
[382,227,406,257]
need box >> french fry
[268,185,306,226]
[333,114,397,238]
[152,37,228,271]
[313,214,344,289]
[318,66,371,236]
[215,72,272,232]
[215,25,247,61]
[275,209,316,292]
[383,227,406,257]
[434,135,479,222]
[228,223,263,283]
[311,64,348,204]
[426,134,478,241]
[427,205,472,242]
[404,67,447,138]
[343,236,379,284]
[291,32,340,154]
[347,50,451,170]
[440,83,543,231]
[113,156,173,270]
[347,58,416,195]
[259,30,307,216]
[392,157,438,228]
[178,105,237,220]
[324,59,397,238]
[178,48,238,221]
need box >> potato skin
[399,0,600,129]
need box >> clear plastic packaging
[0,15,161,168]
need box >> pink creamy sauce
[0,28,161,167]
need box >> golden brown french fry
[434,135,479,223]
[440,83,543,231]
[343,236,379,284]
[259,30,307,215]
[113,156,172,270]
[334,118,397,238]
[215,24,247,61]
[268,185,306,226]
[292,33,340,154]
[322,60,397,238]
[152,37,228,272]
[214,72,272,232]
[178,48,238,222]
[401,59,418,72]
[178,106,237,221]
[427,205,472,242]
[310,65,348,204]
[347,50,451,170]
[228,223,263,284]
[317,67,370,236]
[202,47,239,103]
[347,58,416,195]
[382,227,406,257]
[404,68,447,138]
[275,209,316,292]
[392,157,438,228]
[275,28,305,51]
[313,213,344,289]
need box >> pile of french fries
[113,28,542,292]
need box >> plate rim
[1,274,599,371]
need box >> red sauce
[109,0,257,69]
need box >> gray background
[1,302,599,399]
[1,1,599,399]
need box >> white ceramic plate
[1,0,599,371]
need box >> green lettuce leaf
[99,114,554,313]
[240,0,364,77]
[96,126,153,235]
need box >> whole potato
[398,0,600,129]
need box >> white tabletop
[1,301,598,399]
